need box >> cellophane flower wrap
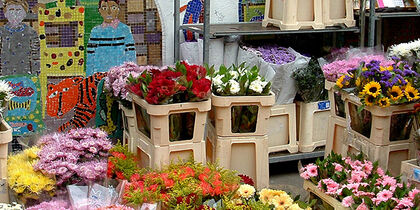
[0,79,14,114]
[335,59,420,108]
[300,152,420,209]
[322,54,394,82]
[107,142,144,180]
[122,160,240,209]
[34,128,112,187]
[292,58,328,103]
[7,147,56,204]
[212,63,271,133]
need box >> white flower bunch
[388,39,420,60]
[0,80,14,102]
[211,63,271,96]
[0,202,23,210]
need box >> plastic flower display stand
[303,180,350,210]
[401,159,420,188]
[268,104,298,154]
[262,0,325,30]
[211,93,275,137]
[343,130,416,176]
[322,0,355,27]
[0,119,12,203]
[119,102,136,152]
[206,124,269,190]
[342,92,415,146]
[325,115,346,158]
[130,93,209,169]
[325,80,346,119]
[297,101,330,153]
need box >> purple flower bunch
[104,62,152,101]
[26,199,71,210]
[322,55,394,82]
[34,128,112,186]
[255,45,296,65]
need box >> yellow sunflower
[388,86,403,101]
[336,75,345,88]
[378,97,390,108]
[364,95,375,106]
[404,85,420,101]
[363,81,381,97]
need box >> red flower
[111,152,126,160]
[200,181,212,195]
[116,171,125,180]
[130,173,141,182]
[192,78,211,99]
[127,83,142,97]
[147,184,159,192]
[238,174,255,186]
[199,173,209,181]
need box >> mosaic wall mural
[238,0,265,22]
[0,0,163,134]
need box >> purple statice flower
[26,199,71,210]
[381,71,392,81]
[392,74,407,86]
[380,80,393,88]
[403,69,418,77]
[362,70,375,78]
[394,68,403,75]
[250,45,296,65]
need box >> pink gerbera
[342,196,354,207]
[356,202,369,210]
[374,190,393,205]
[395,197,414,209]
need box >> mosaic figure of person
[0,0,40,75]
[86,0,136,76]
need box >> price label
[414,168,420,182]
[317,101,331,111]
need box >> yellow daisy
[363,81,381,97]
[386,66,394,71]
[404,85,420,102]
[388,86,403,101]
[336,75,345,88]
[362,67,368,71]
[380,66,386,71]
[355,78,361,87]
[378,97,391,108]
[259,189,272,203]
[271,194,293,210]
[364,95,375,106]
[237,184,255,199]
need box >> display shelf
[375,12,420,19]
[269,147,325,164]
[180,23,360,38]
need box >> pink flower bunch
[26,199,71,210]
[322,55,394,82]
[34,128,112,186]
[104,62,158,101]
[301,152,420,209]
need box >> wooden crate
[211,93,275,137]
[343,131,416,176]
[343,92,415,146]
[206,124,269,189]
[325,115,347,158]
[400,159,420,188]
[120,103,136,151]
[297,101,330,153]
[131,93,211,146]
[322,0,355,27]
[303,180,349,210]
[131,130,206,170]
[262,0,325,30]
[325,80,346,120]
[0,119,12,203]
[268,104,298,154]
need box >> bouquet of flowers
[388,39,420,61]
[322,55,394,82]
[122,160,240,209]
[0,80,13,115]
[292,58,328,103]
[26,199,71,210]
[7,147,56,204]
[107,142,144,180]
[0,202,23,210]
[104,62,151,106]
[126,61,211,105]
[34,128,112,187]
[212,63,271,133]
[300,152,420,209]
[335,60,420,108]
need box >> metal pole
[203,0,210,65]
[360,0,366,48]
[174,0,180,62]
[368,0,376,47]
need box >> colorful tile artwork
[238,0,265,22]
[0,0,163,134]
